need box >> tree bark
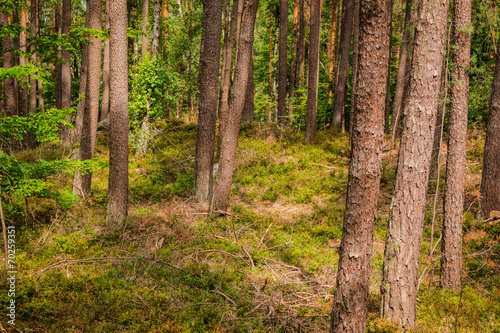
[348,0,360,142]
[212,0,259,212]
[242,49,255,123]
[327,0,339,111]
[151,0,161,55]
[141,0,149,60]
[20,0,30,147]
[296,0,305,87]
[332,0,354,130]
[481,37,500,220]
[380,0,449,328]
[74,0,102,195]
[107,0,130,226]
[193,0,224,203]
[28,0,39,149]
[330,0,391,330]
[384,0,394,134]
[390,0,417,138]
[101,0,110,121]
[59,0,72,143]
[441,0,471,290]
[55,0,62,110]
[277,0,288,124]
[75,9,90,140]
[305,0,322,142]
[288,0,299,120]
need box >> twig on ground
[258,223,273,249]
[210,290,237,306]
[242,247,255,268]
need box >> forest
[0,0,500,331]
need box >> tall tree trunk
[327,0,339,120]
[193,0,224,203]
[28,0,39,149]
[74,0,102,195]
[383,0,394,134]
[20,0,30,147]
[212,0,259,212]
[330,0,391,329]
[151,0,161,55]
[296,0,305,86]
[59,0,72,143]
[242,49,255,123]
[101,0,110,121]
[0,11,19,152]
[141,0,149,60]
[288,0,300,120]
[481,38,500,220]
[332,0,354,130]
[390,0,416,138]
[55,1,62,110]
[217,0,240,159]
[441,0,471,290]
[162,0,168,41]
[348,0,360,142]
[380,0,449,328]
[268,12,274,102]
[107,0,130,226]
[304,0,322,142]
[75,9,91,140]
[277,0,288,124]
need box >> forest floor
[1,119,499,332]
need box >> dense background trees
[1,0,500,331]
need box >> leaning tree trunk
[441,0,471,290]
[107,0,130,226]
[380,0,449,328]
[330,0,391,330]
[101,0,110,121]
[304,0,322,142]
[277,0,288,124]
[74,0,102,195]
[193,0,224,203]
[481,37,500,220]
[212,0,259,212]
[332,0,354,130]
[390,0,417,138]
[59,0,72,143]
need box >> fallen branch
[210,289,237,306]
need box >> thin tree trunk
[151,0,161,55]
[101,0,110,121]
[107,0,130,226]
[242,49,255,123]
[305,0,322,142]
[217,0,240,159]
[212,0,259,212]
[481,37,500,219]
[268,12,274,101]
[141,0,149,60]
[288,0,299,120]
[390,0,416,138]
[296,0,305,87]
[59,0,72,143]
[441,0,471,290]
[348,0,359,142]
[75,10,90,140]
[55,1,62,110]
[384,0,394,134]
[20,0,30,147]
[332,0,354,130]
[327,0,339,118]
[193,0,224,203]
[28,0,39,148]
[277,0,288,124]
[162,0,168,40]
[74,0,102,195]
[380,0,450,328]
[330,0,391,329]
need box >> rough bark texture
[296,0,305,86]
[304,0,322,142]
[330,0,391,330]
[75,9,90,140]
[29,0,39,149]
[107,0,130,226]
[55,1,62,110]
[481,38,500,220]
[213,0,259,212]
[141,0,149,60]
[151,0,161,55]
[242,49,255,123]
[384,0,394,134]
[277,0,288,124]
[288,0,300,119]
[218,0,239,158]
[390,0,416,138]
[59,0,72,142]
[332,0,354,130]
[327,0,339,108]
[75,0,102,195]
[348,0,360,142]
[193,0,223,203]
[20,0,31,147]
[101,0,110,121]
[441,0,471,290]
[428,62,447,182]
[381,0,449,328]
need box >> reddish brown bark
[101,0,110,121]
[348,0,359,142]
[59,0,72,143]
[20,0,30,147]
[213,0,259,212]
[327,0,339,108]
[441,0,471,290]
[193,0,224,203]
[296,0,305,86]
[381,0,450,327]
[288,0,299,119]
[75,9,90,140]
[28,0,39,148]
[331,0,391,329]
[277,0,288,124]
[242,49,255,123]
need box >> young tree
[74,0,102,195]
[304,0,321,142]
[277,0,288,124]
[101,0,110,121]
[107,0,130,226]
[330,0,391,330]
[212,0,259,212]
[193,0,224,203]
[441,0,471,290]
[481,37,500,220]
[332,0,354,130]
[381,0,449,328]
